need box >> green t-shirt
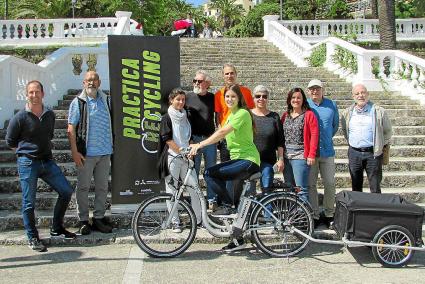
[225,108,260,166]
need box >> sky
[185,0,206,7]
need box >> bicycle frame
[164,154,290,238]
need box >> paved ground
[1,242,425,284]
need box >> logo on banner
[120,51,162,154]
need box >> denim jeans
[308,156,336,219]
[260,162,274,189]
[192,135,217,202]
[348,147,383,193]
[17,156,74,240]
[283,158,310,202]
[204,159,260,206]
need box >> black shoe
[50,227,77,239]
[323,216,334,229]
[222,238,246,252]
[28,237,47,252]
[314,218,321,229]
[92,218,112,233]
[78,221,91,235]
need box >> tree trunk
[378,0,396,49]
[370,0,378,18]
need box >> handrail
[0,11,134,47]
[279,18,425,43]
[263,15,425,101]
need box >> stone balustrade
[263,15,425,102]
[0,11,134,47]
[0,46,109,126]
[280,18,425,43]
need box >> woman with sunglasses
[281,87,319,203]
[251,85,284,192]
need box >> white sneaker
[172,225,182,233]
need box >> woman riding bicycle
[190,84,260,251]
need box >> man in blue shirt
[67,71,113,235]
[307,79,339,228]
[6,80,76,252]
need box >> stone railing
[263,15,425,102]
[280,18,425,43]
[0,11,134,47]
[0,46,109,126]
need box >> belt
[350,146,373,153]
[18,153,50,161]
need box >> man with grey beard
[67,71,113,235]
[185,70,218,209]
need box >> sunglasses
[254,94,268,99]
[192,79,204,84]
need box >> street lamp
[72,0,76,18]
[280,0,283,20]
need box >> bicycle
[131,147,314,258]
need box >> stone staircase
[1,37,425,236]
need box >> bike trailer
[334,191,424,245]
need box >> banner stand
[108,35,180,213]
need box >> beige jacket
[341,102,392,157]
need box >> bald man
[341,84,392,193]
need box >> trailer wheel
[372,225,415,268]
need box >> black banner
[108,36,180,211]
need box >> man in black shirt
[185,70,218,207]
[6,80,75,252]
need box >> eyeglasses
[353,91,368,96]
[254,94,268,99]
[192,79,204,84]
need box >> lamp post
[4,0,8,19]
[72,0,76,18]
[280,0,283,20]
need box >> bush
[308,44,326,67]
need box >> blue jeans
[260,162,274,189]
[192,135,217,202]
[17,156,74,240]
[204,159,260,206]
[283,158,310,202]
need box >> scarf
[168,105,191,151]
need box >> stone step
[2,143,425,164]
[3,183,425,212]
[1,190,424,233]
[1,170,424,194]
[331,135,425,146]
[1,154,425,179]
[0,192,112,211]
[0,132,424,162]
[0,209,132,232]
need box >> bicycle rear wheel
[132,194,197,258]
[250,194,313,257]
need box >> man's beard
[86,87,97,97]
[193,86,201,94]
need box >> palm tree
[370,0,378,18]
[210,0,244,31]
[13,0,71,18]
[378,0,396,49]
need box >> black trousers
[348,147,383,193]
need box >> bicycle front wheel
[132,194,197,258]
[250,194,313,257]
